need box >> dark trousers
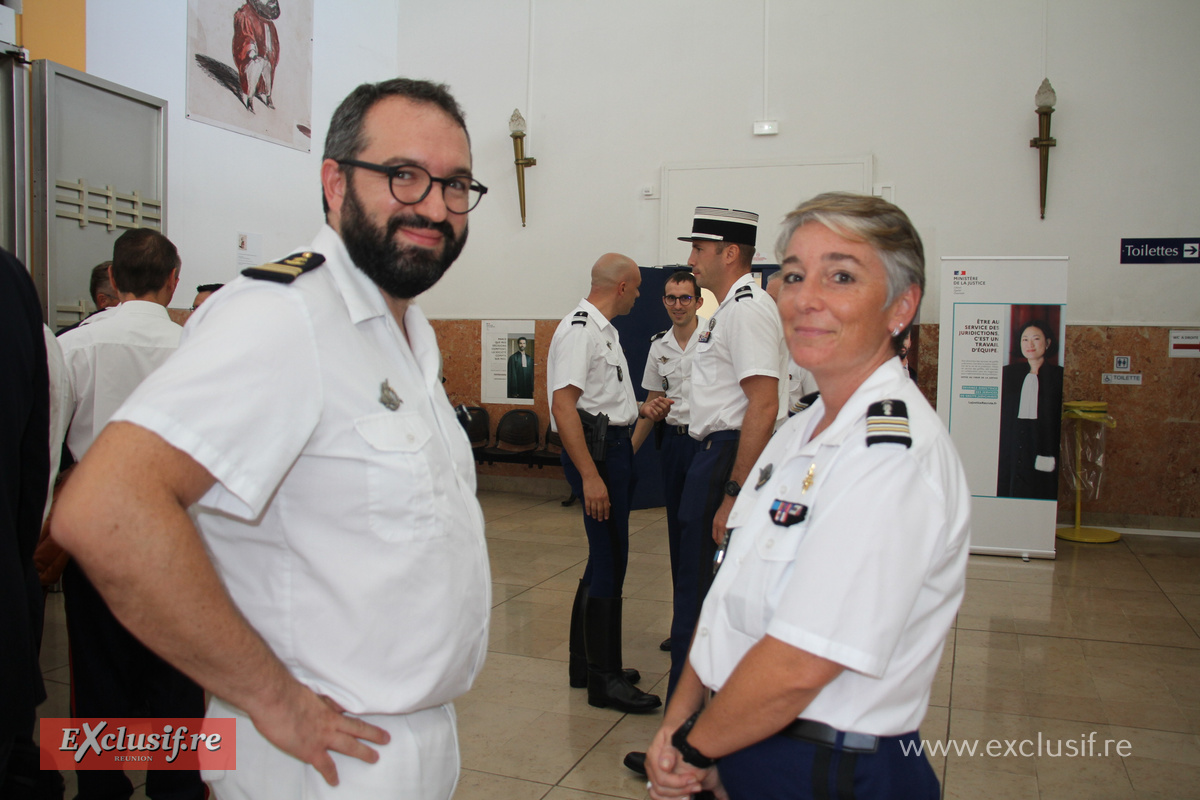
[561,433,636,598]
[62,561,206,800]
[718,730,940,800]
[668,432,738,699]
[659,430,701,586]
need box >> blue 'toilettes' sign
[1120,238,1200,264]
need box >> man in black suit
[507,336,535,398]
[0,248,50,788]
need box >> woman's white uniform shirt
[689,357,971,736]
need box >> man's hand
[712,495,734,545]
[583,473,610,521]
[640,396,674,423]
[248,680,391,787]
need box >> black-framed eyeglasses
[663,294,695,306]
[337,159,488,214]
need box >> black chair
[530,425,564,468]
[456,405,490,461]
[480,409,541,465]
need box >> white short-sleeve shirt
[640,318,705,427]
[547,298,638,429]
[112,225,491,716]
[689,358,971,735]
[786,358,819,414]
[688,274,787,440]
[58,300,183,460]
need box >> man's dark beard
[339,184,467,300]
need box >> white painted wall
[87,0,1200,326]
[86,0,399,291]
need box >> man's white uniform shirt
[58,300,182,459]
[112,225,490,716]
[688,274,787,440]
[689,358,971,735]
[786,358,819,413]
[547,298,638,429]
[640,318,706,427]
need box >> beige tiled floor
[36,491,1200,798]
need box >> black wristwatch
[671,711,718,769]
[723,479,741,498]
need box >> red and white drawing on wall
[186,0,313,150]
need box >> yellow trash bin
[1056,401,1119,543]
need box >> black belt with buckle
[668,424,689,435]
[605,425,633,440]
[779,719,879,754]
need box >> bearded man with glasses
[53,78,491,800]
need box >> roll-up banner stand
[938,257,1068,559]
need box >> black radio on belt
[577,409,610,462]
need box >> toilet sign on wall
[1120,238,1200,263]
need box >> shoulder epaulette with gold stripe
[866,399,911,448]
[242,251,326,284]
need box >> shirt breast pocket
[755,509,809,563]
[603,348,625,379]
[692,340,716,386]
[354,412,441,542]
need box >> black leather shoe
[585,597,662,713]
[623,750,647,777]
[570,657,640,688]
[659,637,672,651]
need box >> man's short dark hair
[322,78,468,214]
[665,270,699,297]
[111,229,179,297]
[89,261,114,304]
[517,336,527,344]
[196,283,224,294]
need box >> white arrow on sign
[1185,243,1199,258]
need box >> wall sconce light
[509,109,537,227]
[1030,78,1057,219]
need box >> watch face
[724,480,740,497]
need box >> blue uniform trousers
[668,431,739,699]
[717,730,940,800]
[561,430,636,598]
[658,427,701,586]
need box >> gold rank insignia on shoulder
[379,379,402,411]
[242,251,325,283]
[866,399,911,448]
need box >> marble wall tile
[435,320,1199,528]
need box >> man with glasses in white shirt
[54,78,491,800]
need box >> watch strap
[671,711,718,769]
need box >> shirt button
[766,538,774,548]
[699,627,708,637]
[407,434,415,443]
[779,485,788,493]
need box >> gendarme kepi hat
[678,207,758,247]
